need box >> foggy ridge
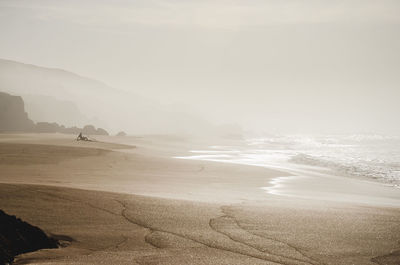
[0,58,223,136]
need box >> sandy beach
[1,133,400,265]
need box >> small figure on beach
[76,132,89,141]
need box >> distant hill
[22,94,89,128]
[0,58,215,135]
[0,58,123,131]
[0,91,109,135]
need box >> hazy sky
[1,0,399,134]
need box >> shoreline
[2,133,399,206]
[0,133,287,203]
[0,133,400,264]
[176,153,400,207]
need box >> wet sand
[0,133,399,264]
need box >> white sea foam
[177,134,400,187]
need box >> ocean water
[179,134,400,187]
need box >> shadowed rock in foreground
[371,250,400,265]
[0,209,58,265]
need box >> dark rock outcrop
[82,125,97,135]
[0,209,58,265]
[60,126,81,135]
[81,125,109,136]
[96,128,109,136]
[35,122,60,133]
[0,92,34,132]
[116,131,127,137]
[33,122,109,136]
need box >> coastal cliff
[0,91,109,135]
[0,91,34,132]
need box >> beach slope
[0,134,399,265]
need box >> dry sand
[0,133,399,265]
